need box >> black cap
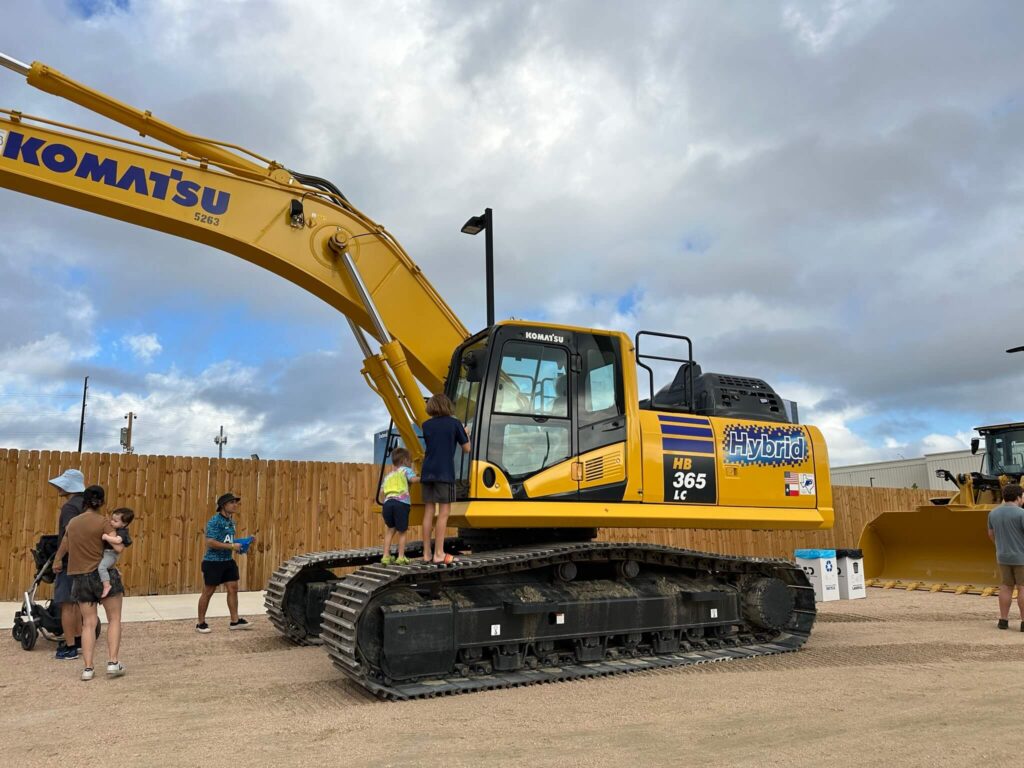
[216,492,241,510]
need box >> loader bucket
[859,505,999,588]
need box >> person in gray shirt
[987,483,1024,630]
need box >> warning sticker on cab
[663,455,717,504]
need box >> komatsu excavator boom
[1,52,833,698]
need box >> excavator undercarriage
[267,538,816,700]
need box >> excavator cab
[859,422,1024,592]
[446,322,628,505]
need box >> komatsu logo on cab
[0,129,230,215]
[524,331,566,344]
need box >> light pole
[77,376,88,453]
[214,425,227,459]
[461,207,494,327]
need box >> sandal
[433,553,460,566]
[395,557,410,565]
[380,555,395,565]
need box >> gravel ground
[2,590,1023,768]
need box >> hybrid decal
[662,454,717,504]
[722,425,808,467]
[0,130,231,220]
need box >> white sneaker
[107,661,125,677]
[81,667,94,681]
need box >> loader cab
[446,323,627,501]
[978,423,1024,478]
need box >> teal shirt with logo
[204,513,236,562]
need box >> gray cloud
[2,1,1024,463]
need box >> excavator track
[318,541,817,700]
[264,539,462,645]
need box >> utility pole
[120,412,136,454]
[214,425,228,459]
[77,376,89,453]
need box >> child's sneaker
[381,555,395,565]
[81,667,94,681]
[107,661,125,677]
[195,622,212,634]
[998,618,1009,630]
[55,643,78,660]
[229,618,252,630]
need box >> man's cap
[217,492,241,510]
[49,469,86,494]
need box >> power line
[0,411,79,417]
[0,393,80,398]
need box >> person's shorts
[53,569,73,604]
[421,481,455,504]
[202,559,240,586]
[382,499,411,532]
[70,568,124,604]
[999,563,1024,587]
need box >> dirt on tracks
[2,590,1023,768]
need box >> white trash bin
[794,548,840,602]
[835,548,866,600]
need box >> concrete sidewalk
[1,590,267,630]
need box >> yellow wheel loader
[859,423,1024,594]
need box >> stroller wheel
[20,623,37,651]
[11,622,23,642]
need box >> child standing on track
[380,447,418,565]
[98,507,135,599]
[419,394,471,565]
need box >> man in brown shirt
[53,485,126,681]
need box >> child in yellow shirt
[380,448,418,565]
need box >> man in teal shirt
[196,493,253,633]
[987,483,1024,630]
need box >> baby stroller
[10,535,101,651]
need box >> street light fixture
[461,207,494,327]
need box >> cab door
[484,333,576,499]
[575,333,628,500]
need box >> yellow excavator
[859,423,1022,594]
[0,52,834,698]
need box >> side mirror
[463,350,484,383]
[971,437,980,455]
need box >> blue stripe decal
[657,415,710,425]
[662,438,715,454]
[660,425,713,438]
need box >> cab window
[487,341,571,480]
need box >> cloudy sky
[1,0,1023,466]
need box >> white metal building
[831,449,983,491]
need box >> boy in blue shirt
[381,448,418,565]
[196,492,254,633]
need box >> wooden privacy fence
[0,448,945,601]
